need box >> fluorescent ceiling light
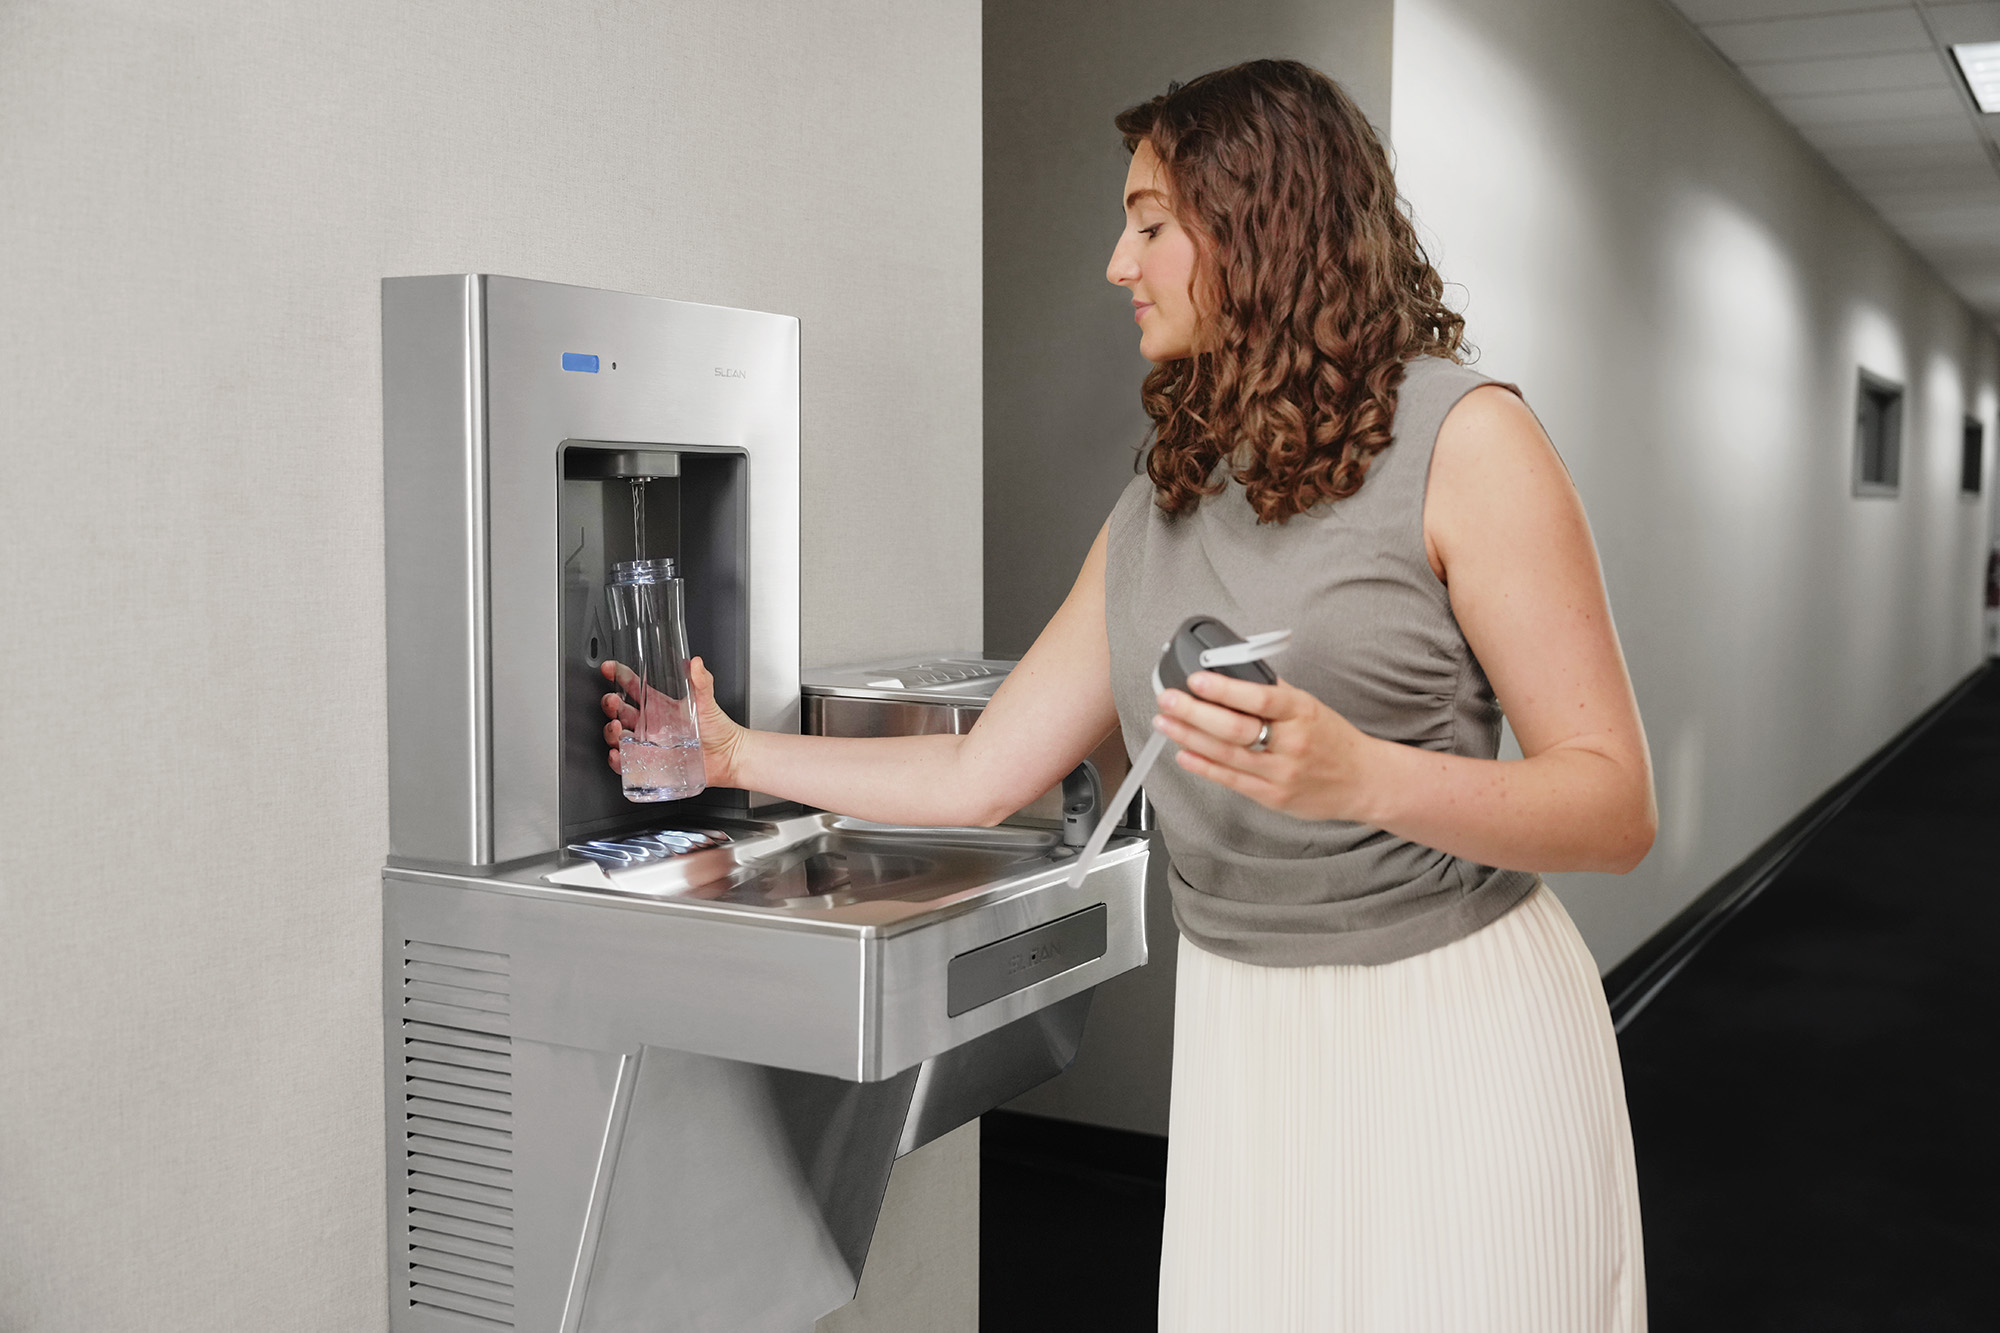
[1951,42,2000,113]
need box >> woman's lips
[1133,302,1153,323]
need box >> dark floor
[1620,665,2000,1332]
[980,1111,1166,1332]
[980,665,1999,1331]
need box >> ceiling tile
[1702,10,1933,64]
[1841,166,1999,198]
[1874,184,2000,213]
[1936,249,2000,271]
[1668,0,2000,325]
[1923,2,2000,46]
[1773,86,1968,123]
[1932,264,2000,288]
[1672,0,1904,19]
[1819,143,1996,192]
[1878,208,2000,244]
[1868,179,2000,214]
[1671,0,1901,21]
[1819,138,1995,172]
[1799,112,1981,146]
[1739,50,1951,98]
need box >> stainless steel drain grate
[566,826,733,868]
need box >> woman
[607,59,1653,1332]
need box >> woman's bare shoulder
[1423,383,1578,580]
[1435,382,1549,465]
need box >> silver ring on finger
[1247,719,1272,752]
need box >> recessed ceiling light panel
[1951,42,2000,113]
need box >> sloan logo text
[714,367,748,379]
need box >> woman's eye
[1140,225,1162,238]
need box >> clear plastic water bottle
[606,558,707,802]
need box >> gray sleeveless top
[1105,356,1538,967]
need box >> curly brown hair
[1115,60,1467,522]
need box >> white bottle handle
[1066,628,1293,889]
[1197,628,1292,669]
[1067,728,1170,889]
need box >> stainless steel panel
[481,276,801,863]
[383,278,1151,1331]
[385,275,800,870]
[515,1039,626,1333]
[561,447,681,480]
[897,990,1092,1156]
[804,694,977,737]
[385,845,1139,1333]
[800,656,1013,706]
[558,442,753,842]
[947,905,1107,1016]
[386,818,1146,1081]
[801,658,1147,833]
[383,274,490,866]
[387,872,865,1080]
[573,1048,916,1333]
[869,847,1146,1079]
[554,1049,635,1333]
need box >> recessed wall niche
[1961,417,1984,496]
[1853,371,1903,498]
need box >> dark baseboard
[1604,661,1993,1032]
[982,1109,1167,1185]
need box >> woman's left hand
[1153,671,1382,823]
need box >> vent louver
[400,940,515,1329]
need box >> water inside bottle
[608,521,705,804]
[619,735,705,801]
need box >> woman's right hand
[599,655,747,789]
[588,519,1119,827]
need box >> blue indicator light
[562,353,600,373]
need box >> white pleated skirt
[1158,884,1645,1332]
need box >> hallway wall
[983,0,1395,1136]
[982,0,1394,659]
[1392,0,2000,969]
[985,0,1997,1136]
[0,3,981,1330]
[1990,432,2000,655]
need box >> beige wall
[1391,0,2000,970]
[0,2,980,1330]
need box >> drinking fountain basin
[381,815,1147,1332]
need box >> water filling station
[380,275,1150,1332]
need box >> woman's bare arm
[1379,385,1655,869]
[610,524,1121,827]
[1154,386,1656,873]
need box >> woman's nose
[1107,239,1138,286]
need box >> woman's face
[1107,140,1203,363]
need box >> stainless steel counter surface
[385,814,1148,1082]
